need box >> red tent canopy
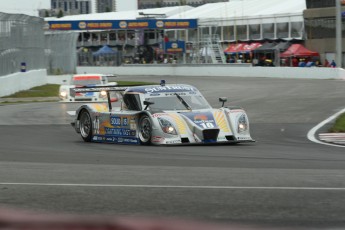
[240,43,262,53]
[224,43,245,54]
[280,44,319,58]
[224,43,262,54]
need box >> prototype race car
[72,82,254,145]
[59,74,117,102]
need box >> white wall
[0,70,47,97]
[77,65,345,80]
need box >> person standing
[324,59,330,67]
[330,60,336,68]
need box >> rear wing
[71,86,129,111]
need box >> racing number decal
[200,122,215,129]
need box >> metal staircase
[200,34,226,64]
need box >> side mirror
[143,100,154,110]
[219,97,227,107]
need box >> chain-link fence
[45,31,78,75]
[0,13,45,77]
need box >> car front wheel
[138,115,152,145]
[79,110,92,142]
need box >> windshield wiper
[174,93,192,110]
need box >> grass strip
[2,84,60,98]
[329,113,345,133]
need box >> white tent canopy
[168,0,306,26]
[48,5,194,21]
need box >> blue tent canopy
[93,45,117,56]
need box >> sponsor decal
[150,93,161,96]
[156,20,164,28]
[144,85,196,93]
[181,112,217,129]
[105,127,136,136]
[86,22,113,29]
[110,116,121,126]
[152,113,166,118]
[164,21,190,28]
[79,22,87,29]
[50,23,72,30]
[119,21,127,28]
[152,136,165,143]
[166,140,182,144]
[127,21,149,29]
[217,137,227,141]
[92,135,139,144]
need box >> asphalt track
[0,76,345,229]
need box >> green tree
[57,9,63,18]
[105,6,111,12]
[45,10,50,17]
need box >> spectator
[298,61,306,67]
[330,60,336,68]
[292,57,299,67]
[324,59,330,67]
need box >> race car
[71,82,254,145]
[59,74,117,102]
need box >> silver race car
[72,82,254,145]
[59,74,117,102]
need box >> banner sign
[47,19,198,31]
[164,41,186,53]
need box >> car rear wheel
[79,110,92,142]
[138,115,152,145]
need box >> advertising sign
[47,19,198,31]
[164,41,186,53]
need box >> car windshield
[146,93,211,112]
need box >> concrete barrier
[1,65,345,97]
[0,70,47,97]
[77,65,345,80]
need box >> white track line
[1,182,345,190]
[307,108,345,148]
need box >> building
[50,0,92,16]
[95,0,116,13]
[303,0,345,66]
[138,0,227,9]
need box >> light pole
[336,0,342,67]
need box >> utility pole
[336,0,342,67]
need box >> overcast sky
[0,0,138,16]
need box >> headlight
[158,118,177,135]
[60,91,67,98]
[238,114,248,133]
[100,90,107,98]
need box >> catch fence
[0,13,45,77]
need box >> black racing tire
[138,115,152,145]
[79,110,93,142]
